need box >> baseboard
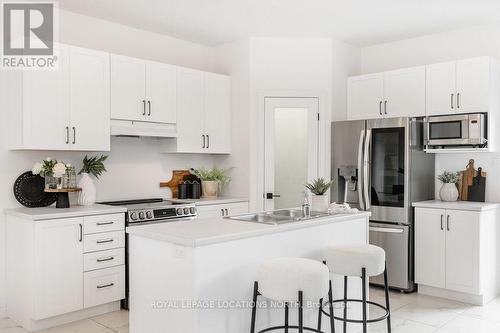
[418,285,488,305]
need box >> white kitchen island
[126,211,370,333]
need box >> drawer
[84,248,125,272]
[84,231,124,253]
[84,265,125,308]
[84,214,124,235]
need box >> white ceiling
[59,0,500,47]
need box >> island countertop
[126,211,371,247]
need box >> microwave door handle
[363,129,372,210]
[358,130,365,211]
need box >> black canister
[178,182,189,199]
[189,181,201,199]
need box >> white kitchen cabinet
[347,67,425,120]
[196,202,249,219]
[426,61,457,116]
[110,55,177,124]
[33,218,84,319]
[7,44,110,151]
[413,201,499,305]
[164,69,232,154]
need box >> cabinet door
[146,61,177,124]
[196,205,224,219]
[110,55,146,121]
[383,66,425,117]
[34,218,83,319]
[204,73,231,153]
[225,202,249,216]
[415,208,446,289]
[347,73,384,120]
[22,45,69,150]
[176,68,205,153]
[456,57,490,113]
[69,46,110,151]
[426,61,456,116]
[445,210,480,293]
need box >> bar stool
[320,244,391,333]
[250,257,335,333]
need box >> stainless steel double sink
[225,209,330,225]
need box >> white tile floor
[2,288,500,333]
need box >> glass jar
[64,166,77,188]
[44,175,58,189]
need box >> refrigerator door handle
[363,129,372,210]
[357,130,365,211]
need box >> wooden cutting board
[160,170,191,198]
[468,167,486,202]
[458,159,487,201]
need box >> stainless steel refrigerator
[331,117,435,292]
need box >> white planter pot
[202,180,219,198]
[77,173,97,206]
[440,183,459,202]
[311,194,330,212]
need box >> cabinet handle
[446,215,450,231]
[148,100,151,116]
[379,101,382,115]
[72,127,76,144]
[97,256,115,263]
[97,283,114,289]
[65,126,69,144]
[142,100,146,115]
[440,215,444,230]
[384,100,387,115]
[96,221,114,226]
[225,209,228,216]
[79,224,83,242]
[206,135,210,149]
[457,93,460,109]
[202,135,206,148]
[221,209,225,216]
[451,93,454,109]
[96,238,114,244]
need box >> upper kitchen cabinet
[426,57,496,116]
[6,44,110,151]
[347,66,425,120]
[110,55,176,124]
[163,69,231,154]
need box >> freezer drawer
[369,222,411,290]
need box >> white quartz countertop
[4,204,127,221]
[169,197,248,206]
[412,200,500,211]
[126,211,371,247]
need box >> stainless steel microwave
[425,113,487,147]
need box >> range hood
[111,119,177,138]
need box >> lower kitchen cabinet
[414,202,499,305]
[196,201,249,219]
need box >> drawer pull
[96,283,115,289]
[96,239,114,244]
[96,221,115,226]
[96,256,115,263]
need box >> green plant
[32,158,58,177]
[79,155,108,178]
[305,178,334,195]
[437,171,460,184]
[192,167,233,186]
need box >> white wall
[360,24,500,202]
[0,10,221,316]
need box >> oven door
[426,115,469,146]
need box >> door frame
[254,90,330,211]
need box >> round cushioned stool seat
[257,257,329,302]
[324,244,385,277]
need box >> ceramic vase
[77,172,97,206]
[202,180,219,198]
[440,183,459,202]
[311,194,330,212]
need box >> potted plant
[305,178,334,212]
[437,171,460,202]
[193,167,232,198]
[32,158,67,189]
[77,155,108,205]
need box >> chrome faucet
[302,191,311,218]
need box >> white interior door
[264,98,319,211]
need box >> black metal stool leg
[328,280,335,333]
[343,276,348,333]
[250,281,258,333]
[384,262,392,333]
[298,291,304,333]
[285,302,289,333]
[361,268,367,333]
[317,298,323,331]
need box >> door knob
[266,193,281,199]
